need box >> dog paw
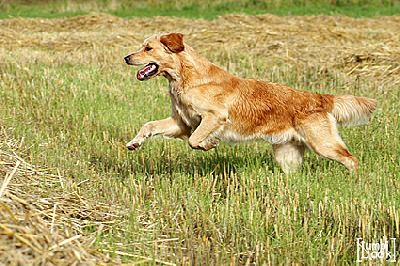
[201,140,219,151]
[189,139,219,151]
[126,141,141,151]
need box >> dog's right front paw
[189,139,219,151]
[126,141,141,151]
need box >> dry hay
[0,13,399,85]
[0,127,121,265]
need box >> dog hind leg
[297,113,359,170]
[273,141,305,174]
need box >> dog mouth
[137,63,159,81]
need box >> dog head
[124,32,185,81]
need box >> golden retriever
[124,33,377,173]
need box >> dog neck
[163,45,230,94]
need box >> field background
[1,1,400,265]
[1,0,400,18]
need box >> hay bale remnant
[0,127,120,265]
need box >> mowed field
[1,13,400,264]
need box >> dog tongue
[137,64,155,80]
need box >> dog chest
[170,91,201,129]
[176,105,200,128]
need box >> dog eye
[144,46,153,52]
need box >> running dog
[124,33,377,173]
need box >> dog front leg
[126,117,190,150]
[188,112,226,151]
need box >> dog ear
[160,33,184,53]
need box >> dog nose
[124,55,130,64]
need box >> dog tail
[331,95,377,126]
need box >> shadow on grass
[89,141,278,179]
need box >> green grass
[1,0,399,19]
[1,52,399,263]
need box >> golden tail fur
[331,95,377,126]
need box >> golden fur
[124,33,377,173]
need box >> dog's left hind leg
[272,141,305,174]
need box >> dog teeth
[137,64,157,80]
[144,64,156,73]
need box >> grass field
[0,5,400,265]
[1,0,400,18]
